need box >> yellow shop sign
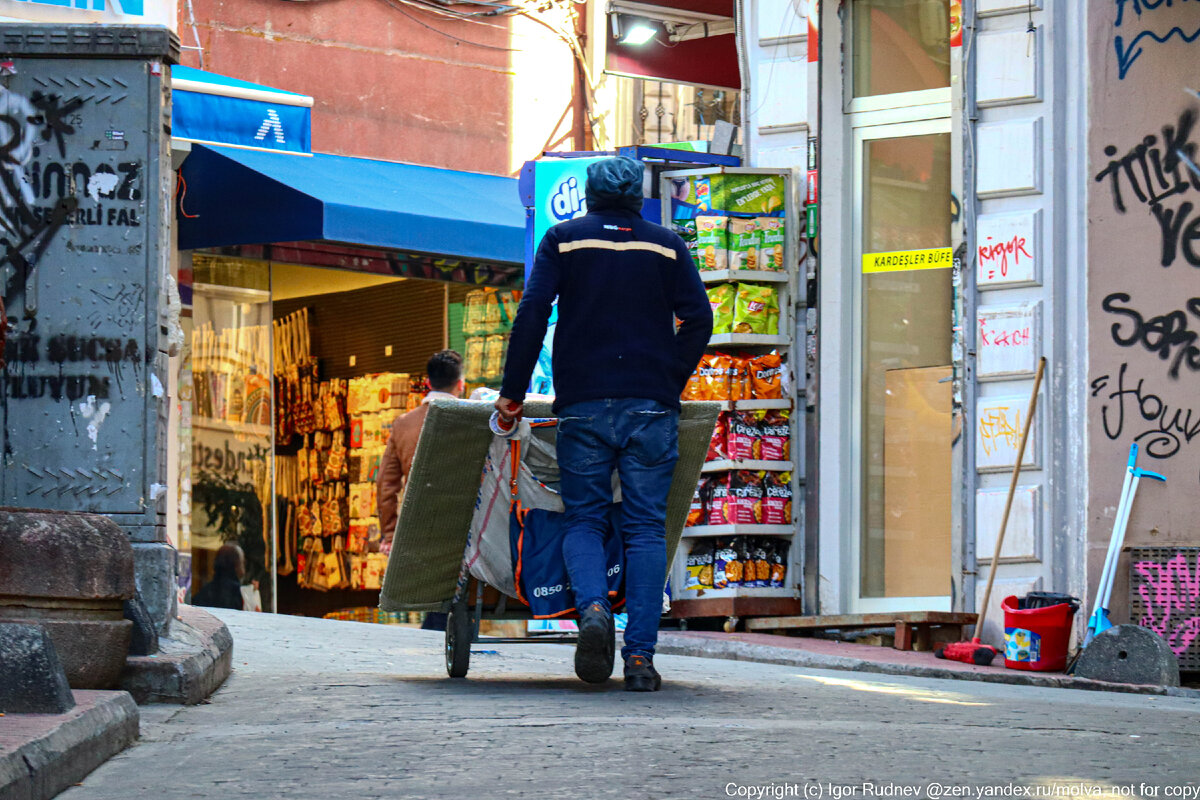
[862,247,953,273]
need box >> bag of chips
[752,539,772,587]
[729,471,764,525]
[757,410,791,461]
[708,283,736,335]
[696,215,729,271]
[733,283,780,335]
[707,473,733,526]
[674,219,700,271]
[749,353,784,399]
[727,411,762,461]
[685,540,714,591]
[738,537,758,587]
[770,538,790,588]
[707,413,728,460]
[728,217,762,270]
[681,358,708,401]
[687,478,708,527]
[762,472,793,525]
[714,538,740,589]
[757,217,786,271]
[700,352,729,400]
[728,355,750,402]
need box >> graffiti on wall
[0,84,147,405]
[1113,0,1200,80]
[1132,549,1200,661]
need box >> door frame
[848,114,953,614]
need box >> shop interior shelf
[701,459,792,473]
[698,269,789,284]
[715,399,792,411]
[683,524,794,537]
[708,333,790,347]
[193,416,273,438]
[673,586,797,601]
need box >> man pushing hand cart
[378,157,714,691]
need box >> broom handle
[974,356,1046,641]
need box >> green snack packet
[757,216,786,271]
[728,217,763,270]
[733,283,780,335]
[674,219,700,270]
[707,283,736,335]
[696,215,729,271]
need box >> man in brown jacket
[375,349,464,549]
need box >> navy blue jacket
[500,205,713,412]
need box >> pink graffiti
[1134,553,1200,657]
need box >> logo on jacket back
[550,176,587,222]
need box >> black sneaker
[574,602,614,684]
[623,654,662,692]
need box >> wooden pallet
[744,611,977,652]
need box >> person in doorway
[375,349,465,631]
[495,157,713,691]
[193,543,246,611]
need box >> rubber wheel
[445,602,472,678]
[723,617,739,634]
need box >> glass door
[852,119,953,612]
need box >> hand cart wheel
[446,599,473,678]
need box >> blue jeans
[556,398,679,660]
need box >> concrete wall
[178,0,581,174]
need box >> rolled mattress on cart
[379,398,721,613]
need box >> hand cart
[377,398,720,678]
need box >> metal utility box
[0,25,178,544]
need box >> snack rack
[660,167,805,630]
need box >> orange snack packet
[681,355,709,401]
[749,353,784,399]
[702,354,733,401]
[728,356,750,402]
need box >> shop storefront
[170,68,525,617]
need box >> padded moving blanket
[379,399,721,612]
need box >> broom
[937,356,1046,666]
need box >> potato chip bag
[770,538,790,587]
[696,215,729,271]
[707,283,736,335]
[762,472,793,525]
[687,478,708,527]
[681,356,709,401]
[737,537,758,587]
[727,411,762,461]
[752,539,772,586]
[686,540,714,591]
[733,283,780,335]
[704,354,733,401]
[728,217,762,270]
[757,216,786,271]
[728,356,750,401]
[714,538,739,589]
[729,471,764,525]
[707,473,733,526]
[674,219,700,271]
[757,410,791,461]
[707,412,728,460]
[749,353,784,399]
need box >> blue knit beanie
[585,157,644,211]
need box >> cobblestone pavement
[64,610,1200,800]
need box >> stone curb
[0,691,138,800]
[654,633,1200,699]
[119,605,232,705]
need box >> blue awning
[177,144,526,265]
[172,66,313,155]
